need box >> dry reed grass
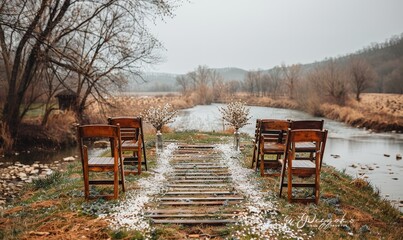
[320,93,403,132]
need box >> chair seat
[291,160,316,169]
[88,157,115,166]
[122,140,139,148]
[263,142,285,152]
[295,142,316,151]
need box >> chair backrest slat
[260,119,290,143]
[290,120,324,130]
[78,124,120,138]
[108,117,142,141]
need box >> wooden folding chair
[108,117,147,175]
[290,120,325,163]
[77,124,125,200]
[258,119,290,176]
[251,119,261,169]
[279,129,328,204]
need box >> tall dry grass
[320,94,403,132]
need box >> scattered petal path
[104,143,302,239]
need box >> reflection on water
[3,147,77,166]
[170,104,403,204]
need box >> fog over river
[169,104,403,206]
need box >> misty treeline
[0,0,182,153]
[176,34,403,114]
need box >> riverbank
[230,93,403,133]
[10,92,401,153]
[0,132,401,239]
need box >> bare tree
[349,57,376,101]
[186,65,213,104]
[244,71,255,95]
[281,63,301,99]
[267,66,283,99]
[176,75,190,96]
[210,69,225,101]
[322,59,349,105]
[0,0,180,153]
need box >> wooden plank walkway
[146,144,243,225]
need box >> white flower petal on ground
[217,144,302,239]
[102,143,176,237]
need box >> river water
[169,104,403,205]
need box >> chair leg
[120,160,126,193]
[84,171,90,200]
[279,162,286,197]
[260,153,265,176]
[251,144,257,168]
[287,167,292,202]
[113,165,119,199]
[143,147,148,171]
[137,150,142,174]
[315,166,320,204]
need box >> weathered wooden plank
[172,173,229,176]
[170,180,228,183]
[152,219,236,224]
[169,176,230,180]
[177,144,215,149]
[173,166,226,169]
[164,191,234,195]
[146,209,242,214]
[160,201,239,205]
[168,184,228,187]
[161,197,243,201]
[173,170,229,173]
[167,188,233,192]
[145,213,238,218]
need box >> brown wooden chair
[108,117,147,175]
[251,119,261,169]
[279,129,328,204]
[258,119,290,176]
[290,120,325,163]
[77,124,125,200]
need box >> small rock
[384,154,390,157]
[396,154,402,160]
[63,156,75,162]
[368,166,375,170]
[349,164,358,168]
[392,177,398,180]
[359,224,370,234]
[18,172,27,178]
[341,225,351,232]
[325,197,340,206]
[331,154,340,158]
[94,141,109,148]
[335,208,344,215]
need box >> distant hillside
[126,33,403,93]
[296,34,403,93]
[126,72,178,92]
[212,67,248,81]
[125,67,248,92]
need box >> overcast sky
[147,0,403,74]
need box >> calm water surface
[169,104,403,205]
